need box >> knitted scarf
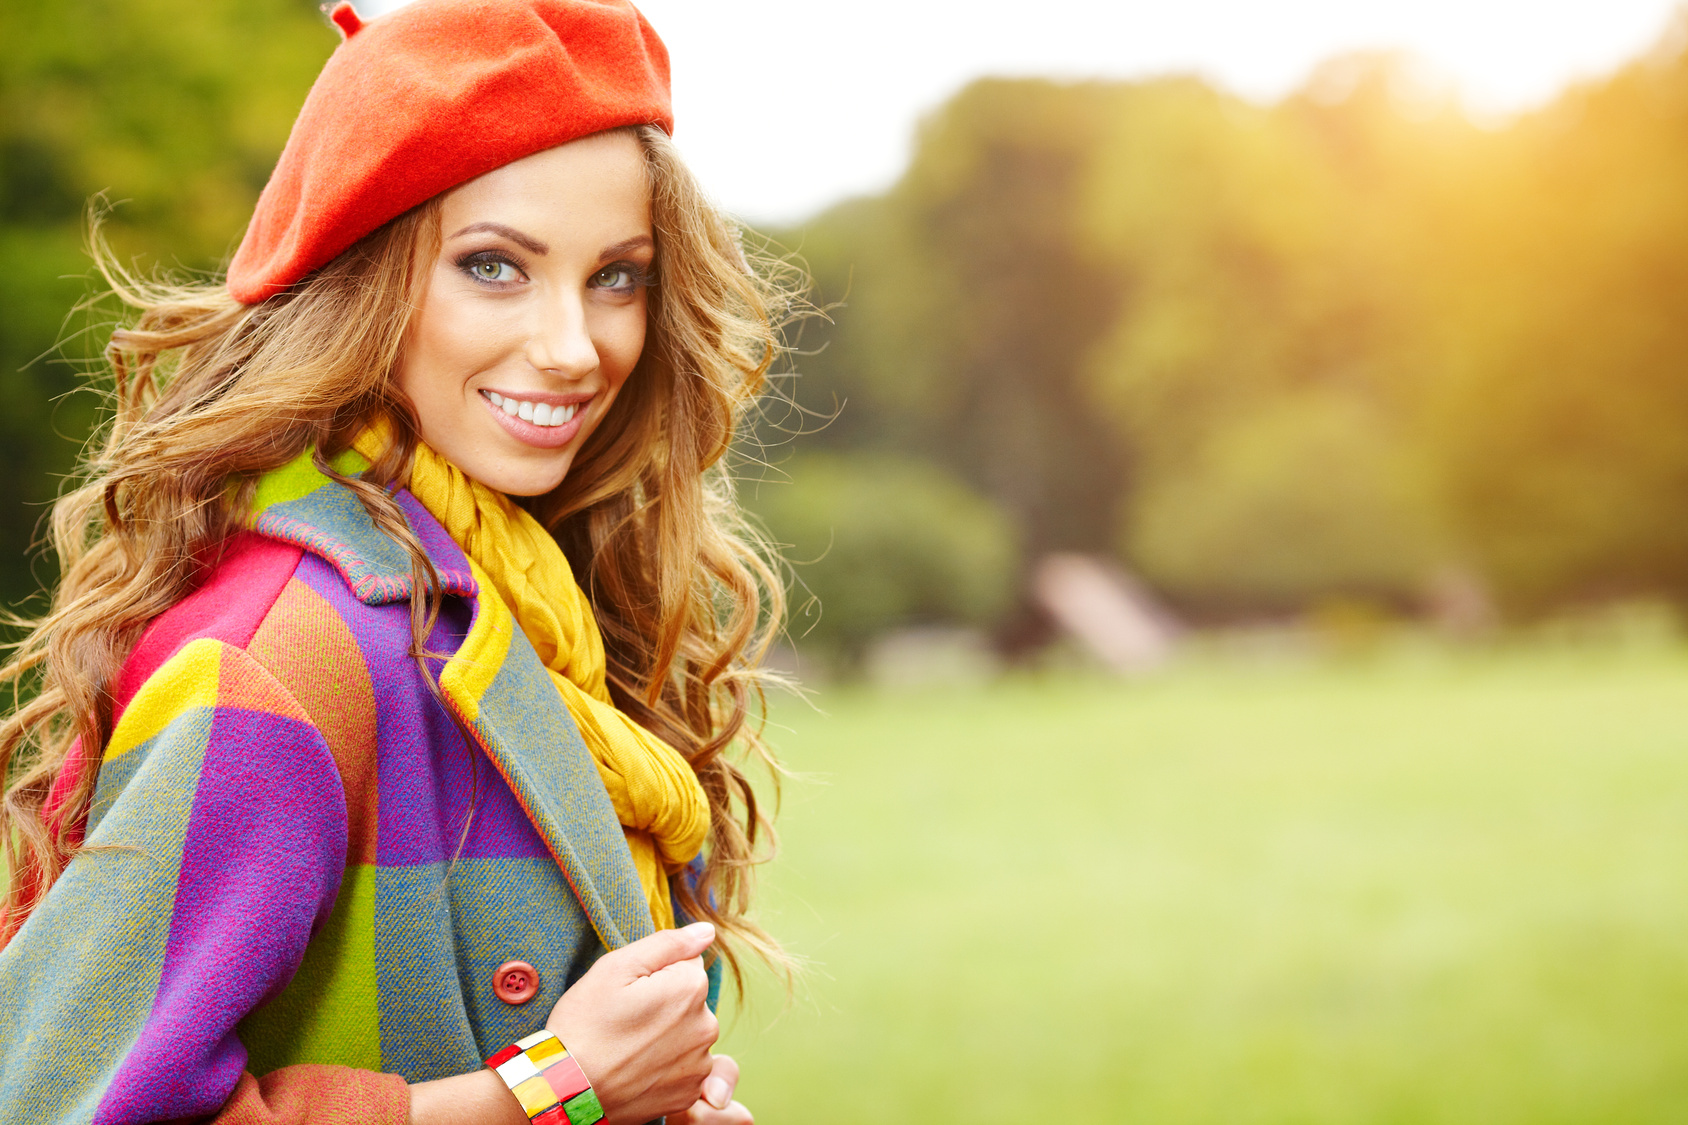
[354,428,709,930]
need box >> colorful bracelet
[486,1030,605,1125]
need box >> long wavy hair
[0,125,794,984]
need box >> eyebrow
[598,235,654,260]
[447,222,548,255]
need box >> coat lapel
[436,556,653,951]
[250,449,653,952]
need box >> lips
[479,388,591,449]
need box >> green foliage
[782,40,1688,621]
[745,452,1017,659]
[11,1,1688,637]
[1423,52,1688,610]
[1128,393,1443,612]
[772,80,1131,559]
[1072,65,1459,611]
[778,66,1472,621]
[0,0,332,610]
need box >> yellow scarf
[354,429,709,930]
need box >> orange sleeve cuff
[210,1066,410,1125]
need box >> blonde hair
[0,125,794,985]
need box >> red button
[493,960,539,1005]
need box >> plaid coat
[0,451,689,1124]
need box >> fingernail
[704,1077,731,1109]
[685,921,716,942]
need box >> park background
[6,0,1688,1119]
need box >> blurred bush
[1126,393,1442,612]
[745,453,1017,661]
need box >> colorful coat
[0,451,690,1124]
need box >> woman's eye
[592,266,635,290]
[467,257,519,283]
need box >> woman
[0,1,788,1122]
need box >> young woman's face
[397,131,654,496]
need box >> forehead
[440,131,651,245]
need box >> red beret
[227,0,672,304]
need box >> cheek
[598,300,649,393]
[399,283,510,409]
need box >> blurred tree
[773,80,1130,562]
[1425,32,1688,611]
[0,0,331,613]
[780,66,1483,624]
[1080,61,1467,614]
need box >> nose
[525,289,599,379]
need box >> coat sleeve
[0,638,409,1125]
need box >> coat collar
[248,448,655,951]
[249,447,478,605]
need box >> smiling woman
[403,135,657,494]
[0,2,793,1124]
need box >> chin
[495,463,573,498]
[423,419,584,496]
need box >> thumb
[610,921,715,977]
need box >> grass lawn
[717,643,1688,1124]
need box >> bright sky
[361,0,1685,224]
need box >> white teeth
[486,390,582,426]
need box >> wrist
[486,1029,605,1125]
[409,1068,528,1125]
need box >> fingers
[608,921,715,977]
[544,924,723,1125]
[670,1099,754,1125]
[702,1054,739,1110]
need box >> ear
[327,1,365,39]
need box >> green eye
[462,256,521,283]
[593,266,639,289]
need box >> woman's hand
[408,922,720,1125]
[549,921,721,1125]
[666,1054,753,1125]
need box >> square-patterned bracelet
[486,1029,606,1125]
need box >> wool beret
[227,0,673,304]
